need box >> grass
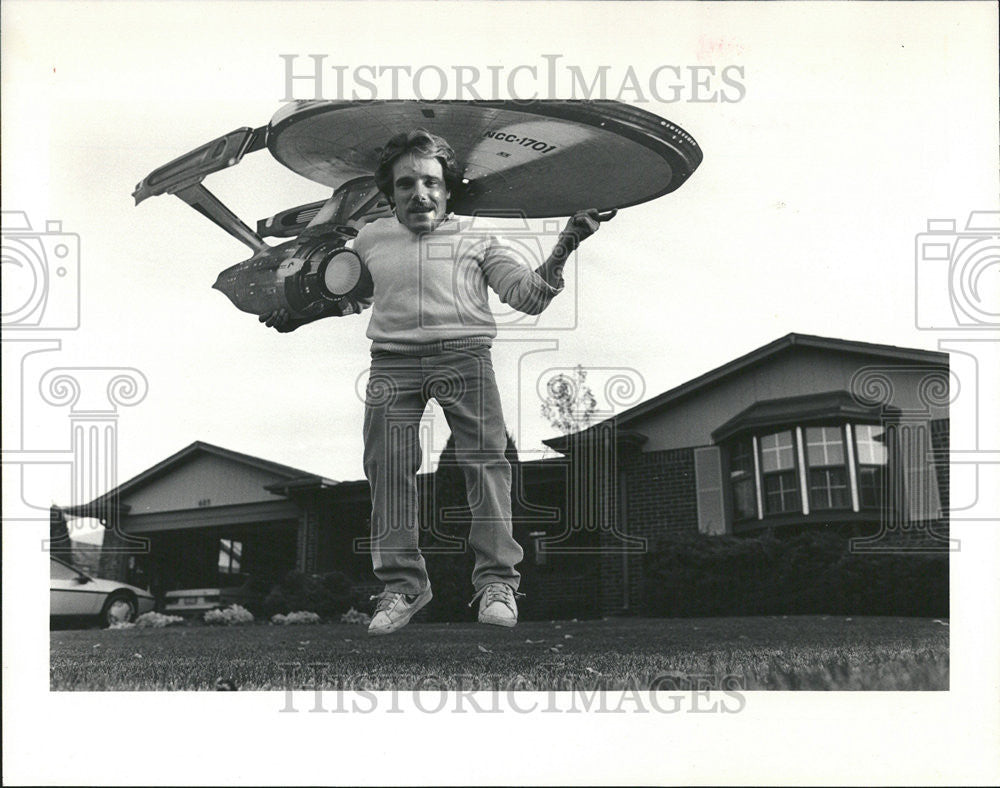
[50,615,949,691]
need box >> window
[805,426,850,511]
[854,424,888,509]
[729,437,757,521]
[722,417,902,526]
[760,430,799,514]
[218,539,243,575]
[50,557,81,580]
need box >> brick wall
[600,447,698,615]
[931,418,949,516]
[519,568,601,620]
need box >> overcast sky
[4,2,999,784]
[4,1,997,503]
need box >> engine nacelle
[212,228,372,320]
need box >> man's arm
[478,208,616,316]
[534,209,616,290]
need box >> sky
[3,2,997,500]
[3,2,999,784]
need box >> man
[263,128,608,635]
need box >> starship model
[133,100,703,321]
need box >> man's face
[391,154,451,234]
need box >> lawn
[50,615,949,691]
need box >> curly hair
[374,128,463,208]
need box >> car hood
[85,577,154,599]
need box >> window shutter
[694,446,728,535]
[896,421,942,522]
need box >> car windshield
[50,558,84,580]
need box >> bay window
[714,389,943,530]
[724,421,897,524]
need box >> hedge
[640,529,948,618]
[260,571,367,619]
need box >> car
[50,555,155,628]
[163,573,263,617]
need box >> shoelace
[468,584,524,610]
[370,592,405,614]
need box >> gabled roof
[543,333,947,451]
[62,440,337,517]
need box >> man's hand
[259,308,300,333]
[535,208,617,289]
[559,208,617,254]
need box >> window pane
[760,431,795,472]
[730,438,754,477]
[855,424,888,465]
[858,466,884,509]
[50,558,78,580]
[809,467,850,510]
[764,471,800,514]
[218,539,242,574]
[806,426,844,467]
[733,478,756,520]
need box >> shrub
[640,529,948,618]
[204,604,255,625]
[271,611,321,625]
[136,611,185,628]
[262,571,361,618]
[109,611,186,630]
[340,607,372,625]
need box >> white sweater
[351,215,563,353]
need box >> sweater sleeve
[478,233,564,316]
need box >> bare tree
[541,365,597,435]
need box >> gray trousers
[363,346,523,595]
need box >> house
[65,333,948,618]
[542,332,950,613]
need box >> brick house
[64,333,948,618]
[542,333,950,613]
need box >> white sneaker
[367,586,432,636]
[472,583,520,627]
